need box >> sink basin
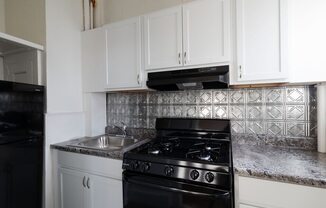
[70,135,138,151]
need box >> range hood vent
[146,65,229,91]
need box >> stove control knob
[164,166,174,177]
[190,170,200,180]
[205,172,215,183]
[141,163,151,172]
[131,161,139,170]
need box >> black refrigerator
[0,81,44,208]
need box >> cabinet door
[183,0,230,66]
[106,17,142,90]
[144,6,183,70]
[81,28,107,92]
[236,0,289,82]
[88,175,123,208]
[58,168,87,208]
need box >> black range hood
[146,65,229,91]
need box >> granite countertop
[52,134,326,189]
[233,144,326,188]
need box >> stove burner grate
[186,142,222,162]
[147,137,180,155]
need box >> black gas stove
[123,118,234,208]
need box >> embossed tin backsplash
[107,86,317,139]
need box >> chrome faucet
[113,122,128,137]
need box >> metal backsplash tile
[106,86,317,139]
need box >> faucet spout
[113,122,127,137]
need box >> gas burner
[147,138,180,155]
[197,151,212,161]
[161,137,180,151]
[186,142,222,162]
[161,142,173,151]
[187,150,217,162]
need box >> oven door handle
[126,177,230,198]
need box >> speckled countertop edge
[51,135,326,189]
[232,144,326,189]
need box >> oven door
[123,171,232,208]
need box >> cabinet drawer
[56,150,123,180]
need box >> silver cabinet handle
[137,74,140,85]
[82,176,86,188]
[86,177,90,189]
[184,52,187,64]
[178,53,181,64]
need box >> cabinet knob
[178,53,181,64]
[137,74,140,85]
[184,52,187,64]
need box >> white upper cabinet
[81,28,107,92]
[106,17,143,90]
[183,0,230,66]
[235,0,289,83]
[144,6,183,70]
[288,0,326,83]
[82,17,145,92]
[144,0,230,71]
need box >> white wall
[4,0,46,45]
[96,0,194,25]
[44,0,85,207]
[46,0,83,113]
[0,0,5,32]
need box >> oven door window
[123,172,231,208]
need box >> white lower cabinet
[237,176,326,208]
[58,168,87,208]
[88,174,123,208]
[55,151,123,208]
[58,168,122,208]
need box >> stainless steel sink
[69,135,138,151]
